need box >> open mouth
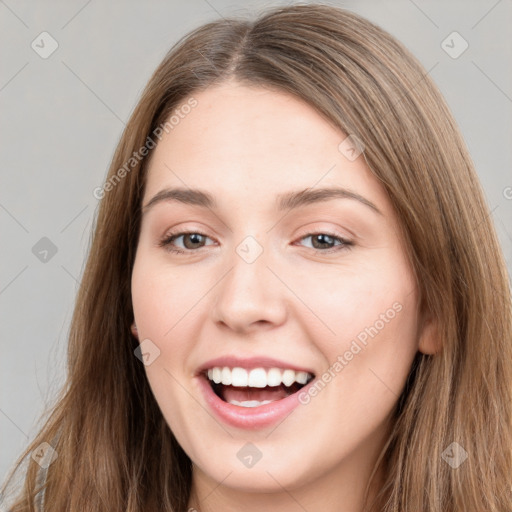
[203,367,315,408]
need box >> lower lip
[197,375,313,430]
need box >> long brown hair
[2,3,511,511]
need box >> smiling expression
[130,79,435,497]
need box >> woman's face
[131,80,436,502]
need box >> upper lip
[196,356,316,376]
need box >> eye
[158,230,353,255]
[158,230,216,254]
[296,232,353,254]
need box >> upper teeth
[206,367,312,388]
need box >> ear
[131,322,139,340]
[417,308,441,355]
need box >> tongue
[222,384,291,404]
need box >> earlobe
[131,322,139,340]
[417,311,441,355]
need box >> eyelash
[158,230,353,255]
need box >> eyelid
[292,230,353,254]
[158,226,354,256]
[158,228,215,249]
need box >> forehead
[143,81,391,217]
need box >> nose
[211,237,288,333]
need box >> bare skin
[131,79,438,512]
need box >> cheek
[297,255,419,397]
[317,290,418,422]
[292,256,414,343]
[131,252,210,340]
[130,256,205,437]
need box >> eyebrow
[142,186,382,216]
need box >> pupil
[314,234,333,248]
[185,233,204,248]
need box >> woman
[2,3,511,511]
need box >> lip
[196,355,315,375]
[196,372,315,430]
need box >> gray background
[1,0,511,485]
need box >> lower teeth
[208,378,311,406]
[228,399,272,407]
